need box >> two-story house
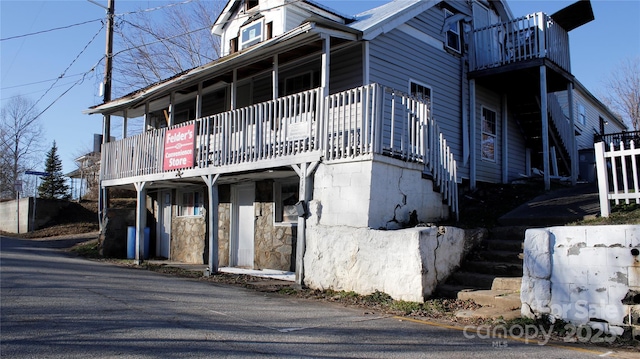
[85,0,600,298]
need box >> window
[444,9,461,53]
[578,103,586,125]
[178,190,203,216]
[481,107,497,161]
[410,80,432,102]
[240,19,263,49]
[229,37,238,54]
[274,181,298,224]
[246,0,258,10]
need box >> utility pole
[95,0,114,231]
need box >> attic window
[240,19,264,49]
[444,9,461,53]
[246,0,258,11]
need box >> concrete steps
[435,226,526,319]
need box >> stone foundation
[171,216,206,264]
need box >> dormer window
[246,0,258,11]
[240,19,264,49]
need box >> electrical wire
[0,18,104,42]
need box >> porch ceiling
[104,167,298,191]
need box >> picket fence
[594,141,640,217]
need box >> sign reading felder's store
[163,123,196,171]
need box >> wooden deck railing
[101,84,458,215]
[470,12,570,73]
[548,93,574,159]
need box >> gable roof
[348,0,437,40]
[211,0,353,35]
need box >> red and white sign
[163,124,196,171]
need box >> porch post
[567,82,577,185]
[134,181,147,265]
[231,69,237,110]
[272,55,279,100]
[321,34,330,97]
[469,79,477,190]
[202,174,220,275]
[98,114,111,232]
[122,109,128,139]
[291,161,319,287]
[540,66,550,190]
[501,93,508,183]
[143,102,149,131]
[196,82,203,119]
[169,92,175,126]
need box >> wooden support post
[469,79,477,190]
[501,93,508,184]
[540,66,550,190]
[567,82,577,185]
[594,142,610,217]
[134,181,147,265]
[272,55,279,100]
[321,34,330,98]
[122,109,128,139]
[202,174,220,275]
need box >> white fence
[594,141,640,217]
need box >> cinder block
[550,226,586,248]
[588,302,626,325]
[586,226,625,247]
[627,226,640,247]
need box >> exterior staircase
[436,226,528,319]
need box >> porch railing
[470,12,570,73]
[594,141,640,217]
[101,84,458,215]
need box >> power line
[1,73,87,91]
[0,18,104,42]
[30,24,105,114]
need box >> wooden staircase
[510,93,573,177]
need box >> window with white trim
[178,190,203,216]
[578,103,586,125]
[481,107,497,161]
[240,19,264,50]
[274,180,298,225]
[444,9,461,53]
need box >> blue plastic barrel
[126,226,135,259]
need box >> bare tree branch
[601,56,640,130]
[0,95,44,199]
[111,0,222,97]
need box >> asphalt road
[0,235,628,358]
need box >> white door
[231,184,255,268]
[157,191,171,259]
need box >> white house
[85,0,604,299]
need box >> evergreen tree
[38,141,70,199]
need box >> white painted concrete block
[588,302,626,325]
[626,226,640,247]
[551,263,587,285]
[586,226,624,247]
[550,226,586,248]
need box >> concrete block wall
[521,225,640,336]
[304,200,466,302]
[314,155,449,230]
[0,198,31,233]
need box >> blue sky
[1,0,639,175]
